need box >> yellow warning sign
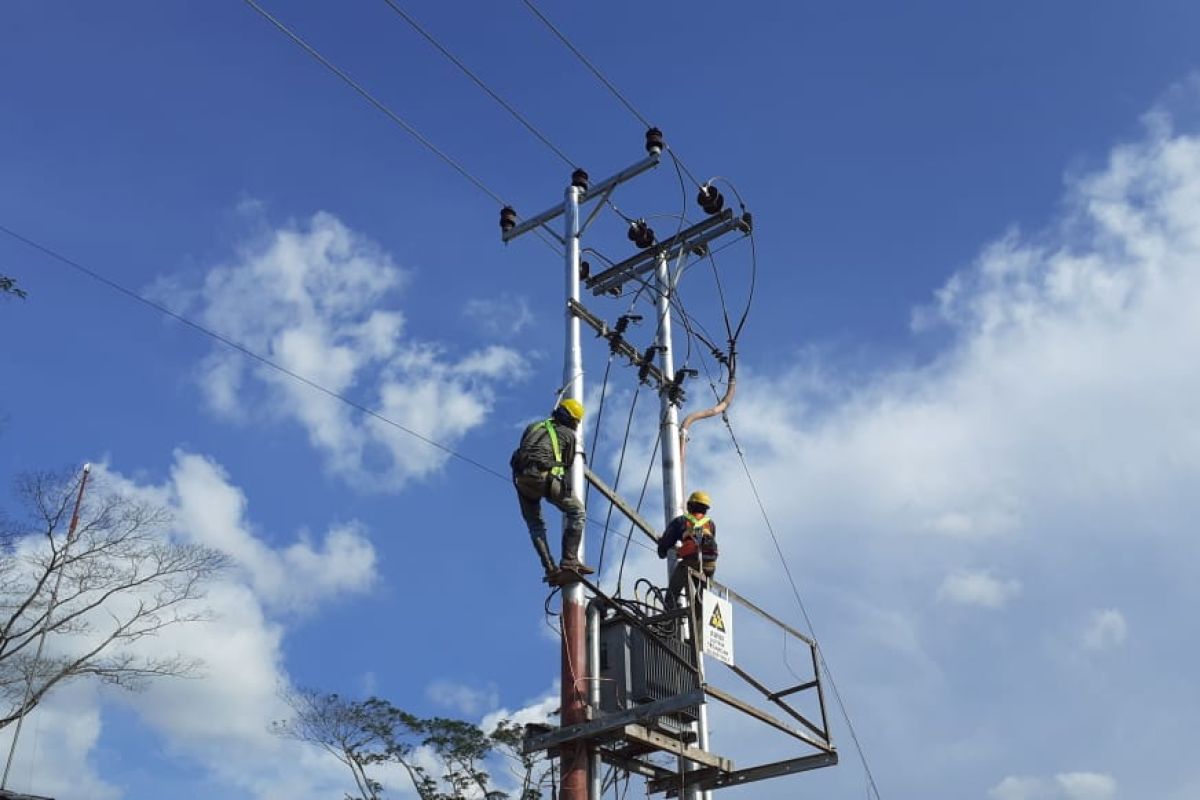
[708,603,726,633]
[701,593,734,666]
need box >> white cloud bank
[162,211,526,491]
[610,86,1200,797]
[991,772,1117,800]
[1082,609,1128,651]
[1,454,375,800]
[938,569,1021,608]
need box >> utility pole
[559,177,590,800]
[654,255,712,800]
[500,140,660,800]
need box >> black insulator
[627,220,656,249]
[697,184,725,215]
[645,127,664,155]
[637,345,663,385]
[571,168,590,191]
[499,206,518,234]
[614,313,641,335]
[579,260,591,281]
[738,211,754,233]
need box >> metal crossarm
[584,466,660,543]
[502,154,660,242]
[650,752,839,797]
[568,299,668,389]
[586,209,747,296]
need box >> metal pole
[587,601,602,800]
[3,463,91,789]
[560,184,591,800]
[654,256,712,800]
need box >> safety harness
[677,513,717,560]
[542,419,565,477]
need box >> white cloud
[463,293,535,338]
[0,683,119,800]
[159,211,526,491]
[1082,609,1128,651]
[989,772,1117,800]
[938,569,1021,608]
[426,679,500,716]
[605,88,1200,798]
[1,455,377,799]
[114,451,378,613]
[1057,772,1118,800]
[991,775,1053,800]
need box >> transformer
[598,615,699,736]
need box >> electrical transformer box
[598,616,699,735]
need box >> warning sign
[701,593,734,666]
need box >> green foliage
[275,689,554,800]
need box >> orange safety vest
[677,513,716,560]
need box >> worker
[657,490,718,610]
[510,398,593,578]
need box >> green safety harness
[543,419,565,477]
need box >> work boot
[559,529,593,575]
[533,539,558,577]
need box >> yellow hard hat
[558,398,585,422]
[687,490,712,508]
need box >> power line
[520,0,651,129]
[243,0,566,259]
[244,0,507,206]
[378,0,577,169]
[0,222,508,480]
[519,0,707,191]
[0,222,658,560]
[720,413,883,800]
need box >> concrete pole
[655,256,712,800]
[560,184,592,800]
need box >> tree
[274,689,554,800]
[0,467,228,728]
[0,276,24,299]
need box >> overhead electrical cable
[719,413,883,800]
[0,222,658,558]
[0,222,508,480]
[241,0,564,256]
[519,0,706,190]
[245,0,503,204]
[378,0,577,169]
[594,385,641,576]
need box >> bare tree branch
[0,468,229,729]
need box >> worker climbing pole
[511,397,593,579]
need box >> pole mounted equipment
[500,205,518,235]
[645,127,665,155]
[697,184,725,215]
[628,220,657,249]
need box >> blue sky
[3,2,1200,799]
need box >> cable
[7,219,662,569]
[720,413,883,800]
[0,223,514,483]
[615,429,661,596]
[594,385,640,576]
[520,0,651,129]
[242,0,566,258]
[584,357,615,509]
[379,0,577,169]
[518,0,706,191]
[245,0,505,206]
